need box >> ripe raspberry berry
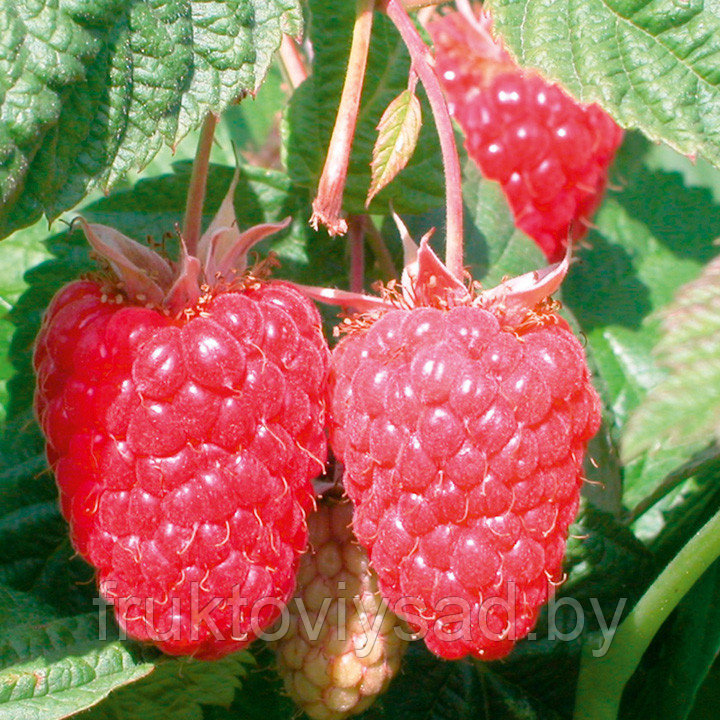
[327,235,601,660]
[274,498,407,720]
[429,7,623,261]
[34,183,330,659]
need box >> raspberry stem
[384,0,464,280]
[573,505,720,720]
[310,0,375,236]
[182,112,218,256]
[279,34,308,90]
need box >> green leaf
[561,151,720,508]
[562,505,652,613]
[0,503,65,588]
[367,88,422,206]
[644,143,720,204]
[378,644,561,720]
[623,255,720,460]
[689,662,720,720]
[379,644,487,720]
[0,222,52,422]
[581,422,624,517]
[0,585,59,634]
[640,460,720,566]
[81,652,252,720]
[486,0,720,168]
[284,0,444,215]
[0,0,302,239]
[203,644,293,720]
[0,589,249,720]
[31,541,97,618]
[0,600,153,720]
[0,417,49,515]
[461,164,546,286]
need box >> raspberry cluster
[34,279,329,659]
[430,10,623,261]
[328,305,600,659]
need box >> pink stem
[348,216,366,292]
[384,0,464,279]
[402,0,443,8]
[279,35,308,89]
[182,113,218,256]
[311,0,375,236]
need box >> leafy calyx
[77,175,290,316]
[295,217,571,327]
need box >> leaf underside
[623,254,720,460]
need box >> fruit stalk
[573,505,720,720]
[311,0,375,236]
[279,34,308,89]
[182,112,218,255]
[384,0,464,279]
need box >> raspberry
[274,499,407,719]
[328,253,600,659]
[429,8,623,261]
[34,198,330,659]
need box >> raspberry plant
[2,1,720,719]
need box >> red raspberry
[429,8,623,261]
[274,498,407,720]
[328,284,600,659]
[34,208,330,659]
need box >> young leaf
[366,89,422,206]
[623,255,720,460]
[0,0,302,239]
[486,0,720,169]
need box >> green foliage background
[2,0,720,718]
